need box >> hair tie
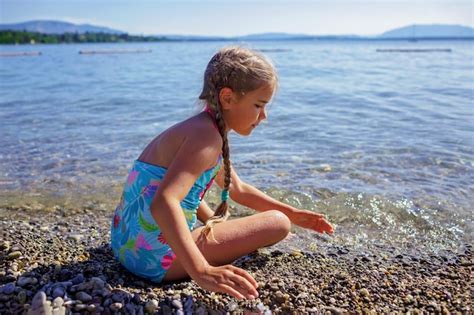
[221,189,230,202]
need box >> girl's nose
[259,108,267,121]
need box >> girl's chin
[233,126,254,136]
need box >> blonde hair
[198,46,278,240]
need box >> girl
[111,46,334,301]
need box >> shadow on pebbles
[0,205,472,314]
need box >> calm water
[1,40,473,252]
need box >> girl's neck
[204,105,229,133]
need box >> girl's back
[138,112,222,170]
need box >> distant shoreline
[1,30,473,45]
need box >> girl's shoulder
[180,112,223,147]
[140,112,222,169]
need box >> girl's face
[221,84,274,136]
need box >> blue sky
[1,0,472,36]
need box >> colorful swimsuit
[110,158,221,283]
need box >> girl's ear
[219,87,235,109]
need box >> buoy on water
[0,51,42,57]
[376,49,452,53]
[79,49,152,55]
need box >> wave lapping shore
[0,204,472,314]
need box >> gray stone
[110,302,123,311]
[144,299,158,314]
[90,277,105,290]
[86,304,97,312]
[67,234,83,242]
[70,274,84,285]
[52,297,64,308]
[75,291,92,303]
[226,301,238,312]
[17,277,38,287]
[74,304,87,311]
[52,286,65,298]
[172,299,183,309]
[2,283,15,295]
[17,290,27,304]
[125,302,137,315]
[52,306,66,315]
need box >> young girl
[111,46,334,300]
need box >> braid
[198,46,278,242]
[201,90,231,242]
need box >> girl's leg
[163,210,291,281]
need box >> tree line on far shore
[0,31,168,44]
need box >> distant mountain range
[1,20,473,40]
[0,20,125,35]
[380,24,473,38]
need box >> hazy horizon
[1,0,472,37]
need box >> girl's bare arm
[214,163,334,234]
[197,200,215,223]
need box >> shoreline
[0,205,472,314]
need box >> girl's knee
[264,210,291,241]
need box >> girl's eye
[255,104,263,109]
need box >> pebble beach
[0,203,472,314]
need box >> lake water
[1,40,472,253]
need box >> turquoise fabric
[110,158,221,283]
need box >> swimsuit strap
[204,106,219,131]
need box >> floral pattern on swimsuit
[110,158,221,283]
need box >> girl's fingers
[218,283,246,300]
[230,266,259,289]
[228,270,259,297]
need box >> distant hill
[380,24,474,39]
[237,32,314,40]
[1,20,473,42]
[0,20,125,34]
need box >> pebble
[360,288,370,297]
[17,276,38,287]
[52,286,65,298]
[67,234,83,242]
[317,163,332,172]
[110,302,123,311]
[144,299,158,313]
[404,294,415,304]
[7,251,22,260]
[172,298,183,309]
[226,301,238,312]
[2,283,15,295]
[76,291,92,303]
[71,274,84,285]
[52,297,64,308]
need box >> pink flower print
[199,178,215,200]
[113,214,120,229]
[127,170,139,186]
[157,233,167,244]
[143,180,161,198]
[135,234,152,251]
[161,253,176,270]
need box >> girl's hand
[193,264,259,300]
[290,210,334,234]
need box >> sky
[0,0,473,36]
